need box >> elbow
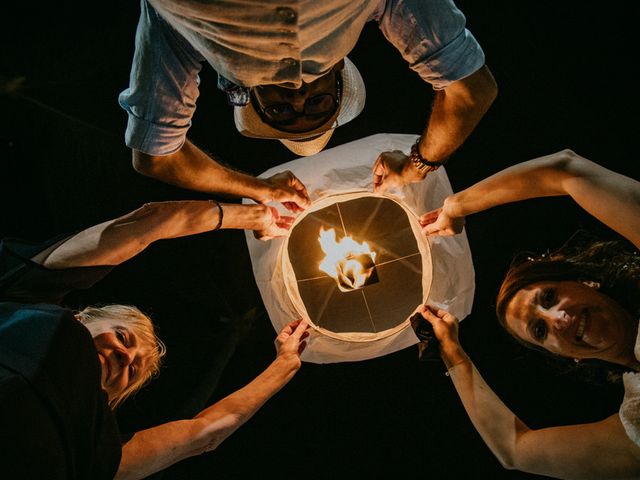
[190,413,246,455]
[483,440,520,471]
[131,201,180,243]
[496,455,518,471]
[470,64,498,112]
[493,428,535,473]
[483,71,499,109]
[555,148,579,163]
[109,202,170,252]
[489,448,522,472]
[132,150,163,178]
[481,423,532,472]
[546,148,587,173]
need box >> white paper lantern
[244,134,475,363]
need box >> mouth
[575,311,587,342]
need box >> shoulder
[0,302,94,372]
[621,370,640,448]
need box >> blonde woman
[1,199,308,479]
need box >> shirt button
[276,7,297,22]
[282,57,298,66]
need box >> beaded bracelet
[409,136,446,174]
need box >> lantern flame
[318,228,378,292]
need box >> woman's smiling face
[92,326,151,401]
[505,280,636,363]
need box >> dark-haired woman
[417,150,640,478]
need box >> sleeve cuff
[123,112,188,156]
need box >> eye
[116,329,128,347]
[128,364,136,381]
[305,94,334,114]
[540,288,556,308]
[265,104,293,117]
[307,95,324,106]
[532,319,548,342]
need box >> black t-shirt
[0,237,121,478]
[0,302,122,479]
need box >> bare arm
[421,150,640,249]
[418,64,498,164]
[40,201,294,269]
[132,139,310,209]
[373,65,498,192]
[418,306,640,479]
[115,320,309,480]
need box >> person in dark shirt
[1,199,309,479]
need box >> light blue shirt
[119,0,485,155]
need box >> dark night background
[1,1,637,479]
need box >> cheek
[254,88,284,105]
[541,336,564,354]
[108,374,129,397]
[504,314,527,341]
[92,332,115,349]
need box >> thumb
[291,320,309,339]
[268,206,280,219]
[418,209,441,226]
[422,222,442,236]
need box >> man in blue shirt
[119,0,497,203]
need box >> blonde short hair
[76,304,166,409]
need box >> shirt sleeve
[0,237,115,306]
[375,0,486,90]
[118,0,205,156]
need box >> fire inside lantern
[318,227,379,292]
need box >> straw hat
[234,57,366,156]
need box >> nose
[288,94,308,112]
[116,347,134,369]
[548,309,571,331]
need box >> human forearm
[441,150,575,218]
[137,201,277,239]
[418,65,497,164]
[41,201,216,268]
[372,66,496,193]
[446,356,530,470]
[422,306,530,470]
[193,355,300,430]
[420,306,640,478]
[133,139,272,201]
[448,361,640,478]
[43,201,274,268]
[117,356,300,480]
[442,149,640,246]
